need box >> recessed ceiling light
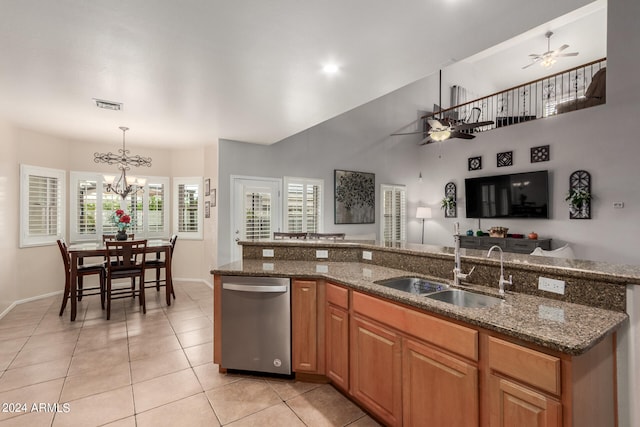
[94,98,123,111]
[322,64,339,74]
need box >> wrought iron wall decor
[444,182,457,218]
[568,170,591,219]
[531,145,550,163]
[468,156,482,171]
[497,151,513,167]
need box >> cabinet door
[350,315,402,427]
[292,279,317,372]
[403,338,478,427]
[489,374,561,427]
[325,304,349,391]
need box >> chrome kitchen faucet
[453,222,475,286]
[487,245,512,295]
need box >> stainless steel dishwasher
[221,276,291,375]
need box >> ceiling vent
[94,99,123,111]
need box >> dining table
[67,239,174,321]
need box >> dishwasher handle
[223,283,288,293]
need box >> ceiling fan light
[430,130,451,141]
[541,56,556,68]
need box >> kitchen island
[212,240,635,427]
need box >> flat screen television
[465,170,549,219]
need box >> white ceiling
[0,0,603,148]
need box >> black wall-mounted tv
[465,170,549,219]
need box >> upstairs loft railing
[422,58,607,133]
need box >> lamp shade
[416,207,432,219]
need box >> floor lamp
[416,207,432,244]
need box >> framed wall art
[334,169,375,224]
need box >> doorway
[230,176,282,261]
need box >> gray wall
[218,0,640,267]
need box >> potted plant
[565,188,592,213]
[441,196,456,211]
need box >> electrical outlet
[262,249,274,257]
[613,201,624,209]
[262,263,274,271]
[538,277,565,295]
[362,251,372,260]
[316,250,329,259]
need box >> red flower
[115,209,124,216]
[120,215,131,224]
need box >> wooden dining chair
[57,239,106,316]
[273,232,308,239]
[104,239,147,320]
[144,235,177,299]
[308,233,346,240]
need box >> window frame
[20,164,66,248]
[173,176,203,240]
[283,176,324,234]
[69,171,170,242]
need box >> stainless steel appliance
[221,276,291,375]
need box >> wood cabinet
[325,283,349,391]
[403,338,478,427]
[291,279,324,374]
[489,374,561,427]
[350,314,403,427]
[459,236,551,254]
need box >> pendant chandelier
[93,126,152,199]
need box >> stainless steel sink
[425,289,502,308]
[374,277,448,295]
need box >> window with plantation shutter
[173,177,203,240]
[381,184,406,242]
[20,164,65,248]
[284,177,323,233]
[245,191,272,240]
[70,172,169,242]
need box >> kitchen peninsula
[212,239,635,427]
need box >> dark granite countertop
[212,259,628,356]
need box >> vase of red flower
[112,209,132,240]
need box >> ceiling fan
[392,108,494,145]
[522,31,579,69]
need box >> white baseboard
[0,290,63,320]
[0,278,214,321]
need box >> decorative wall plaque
[497,151,513,167]
[444,182,457,218]
[531,145,550,163]
[468,156,482,171]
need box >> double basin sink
[374,277,502,309]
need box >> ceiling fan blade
[557,52,579,57]
[450,132,475,140]
[529,53,542,58]
[553,44,569,54]
[453,120,495,132]
[522,57,542,69]
[426,118,443,129]
[419,135,435,145]
[391,130,425,136]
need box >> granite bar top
[239,239,640,283]
[212,259,628,356]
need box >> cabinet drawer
[326,282,349,309]
[506,239,536,252]
[352,291,478,361]
[488,336,561,395]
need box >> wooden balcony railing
[422,58,607,133]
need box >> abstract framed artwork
[334,169,375,224]
[468,156,482,171]
[531,145,550,163]
[497,151,513,167]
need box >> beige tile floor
[0,282,380,427]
